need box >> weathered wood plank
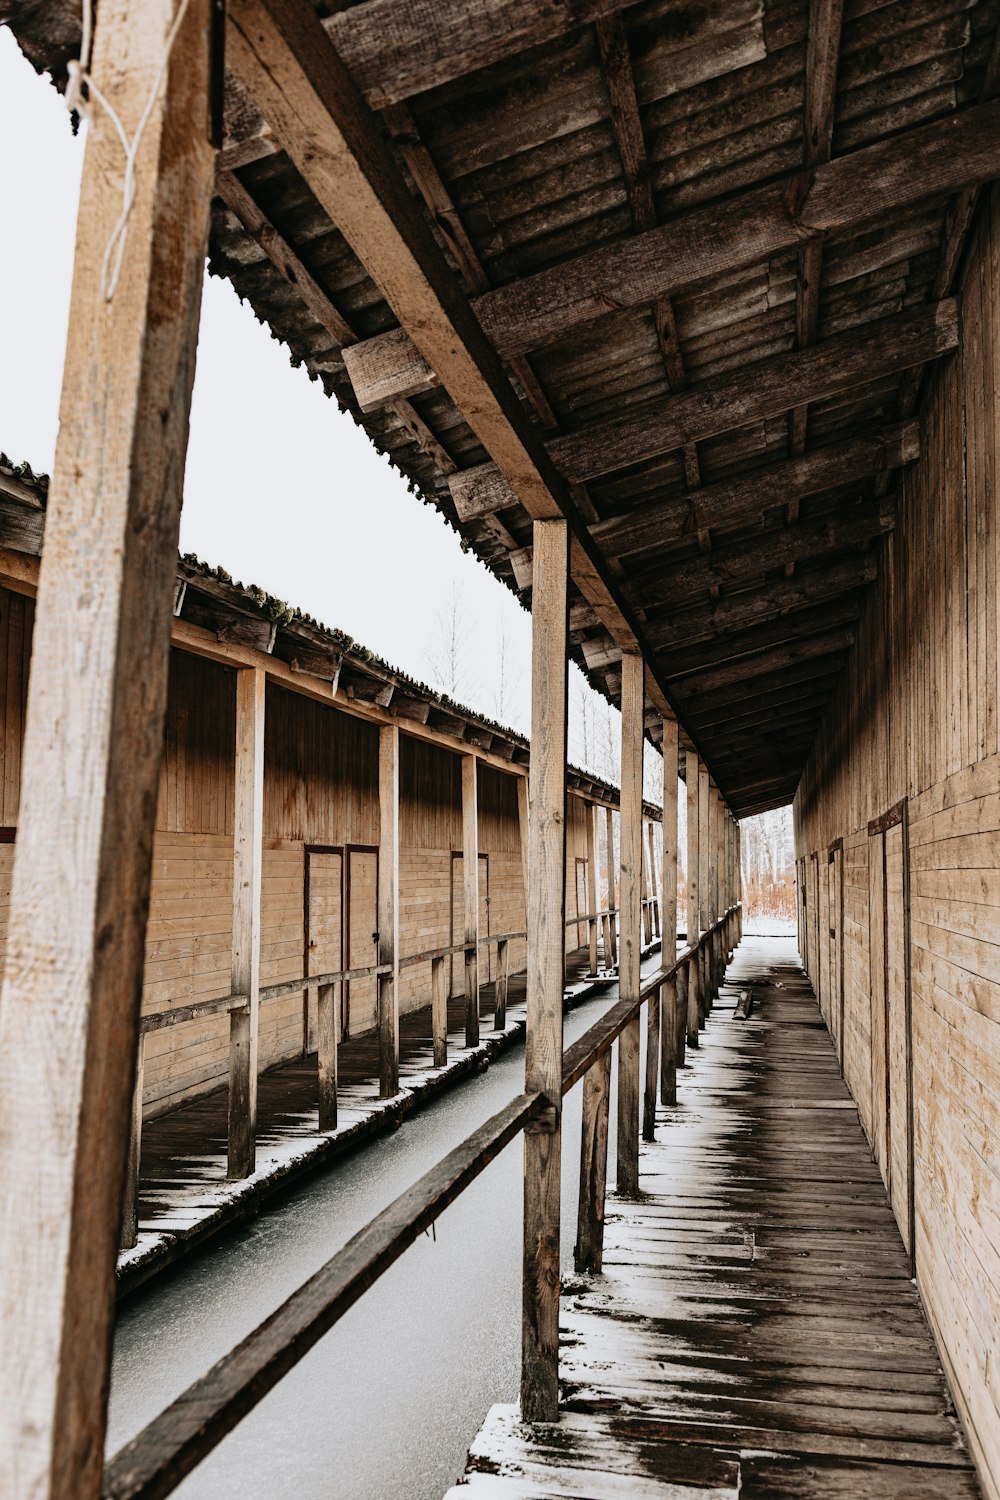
[378,724,400,1097]
[348,101,1000,383]
[226,0,678,733]
[462,753,480,1048]
[522,518,569,1423]
[617,652,644,1198]
[575,1049,613,1274]
[0,0,215,1491]
[546,303,957,485]
[228,668,266,1177]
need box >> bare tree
[426,579,476,703]
[492,611,523,725]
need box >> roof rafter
[340,100,1000,410]
[225,0,712,744]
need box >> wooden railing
[104,901,740,1500]
[121,899,659,1248]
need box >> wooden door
[575,857,588,948]
[828,844,845,1067]
[451,852,489,995]
[867,807,914,1261]
[305,848,342,1053]
[816,851,828,1023]
[885,820,913,1258]
[867,830,888,1169]
[346,847,378,1038]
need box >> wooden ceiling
[6,0,1000,813]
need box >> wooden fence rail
[121,902,652,1245]
[106,903,739,1497]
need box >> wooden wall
[793,187,1000,1500]
[0,592,616,1121]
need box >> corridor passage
[450,936,980,1499]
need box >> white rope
[65,0,193,301]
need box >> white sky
[0,29,667,798]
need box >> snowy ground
[742,915,797,938]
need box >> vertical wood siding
[794,186,1000,1500]
[0,590,593,1121]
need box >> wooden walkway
[448,935,981,1499]
[120,945,616,1292]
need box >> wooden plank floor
[447,934,981,1499]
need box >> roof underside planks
[4,0,999,813]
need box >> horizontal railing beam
[110,900,741,1495]
[104,1090,541,1500]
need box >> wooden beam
[665,595,862,678]
[672,627,856,694]
[590,424,919,559]
[462,753,480,1048]
[604,805,618,967]
[595,12,700,487]
[681,659,842,722]
[517,774,529,925]
[227,0,685,740]
[659,718,680,1104]
[585,802,599,975]
[630,503,892,612]
[617,652,644,1198]
[444,305,953,497]
[344,100,1000,385]
[228,668,266,1178]
[647,562,875,653]
[216,168,355,346]
[789,0,845,455]
[647,819,660,939]
[378,724,400,1097]
[215,169,456,477]
[685,753,701,1044]
[692,690,834,737]
[0,0,214,1491]
[521,519,569,1424]
[325,0,626,111]
[545,304,956,484]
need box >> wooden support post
[687,951,700,1046]
[121,1035,145,1251]
[648,820,660,939]
[641,823,653,945]
[495,938,510,1029]
[617,651,644,1198]
[699,761,711,1013]
[462,754,480,1047]
[517,772,530,908]
[660,718,680,1101]
[604,806,618,967]
[659,978,678,1104]
[676,960,689,1062]
[378,724,400,1097]
[521,518,569,1425]
[643,983,660,1142]
[0,0,214,1488]
[229,667,266,1178]
[737,822,744,941]
[574,1048,612,1272]
[685,751,701,1040]
[707,784,719,995]
[585,802,599,975]
[318,982,339,1130]
[432,954,448,1066]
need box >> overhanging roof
[4,0,998,813]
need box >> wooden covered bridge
[0,0,998,1497]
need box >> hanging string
[64,0,193,301]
